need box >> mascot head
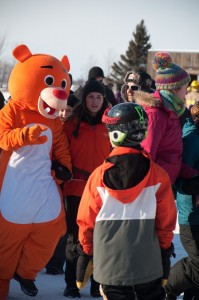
[8,44,71,119]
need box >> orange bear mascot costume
[0,45,72,299]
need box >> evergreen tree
[111,20,152,84]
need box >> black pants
[166,225,199,297]
[45,190,67,272]
[64,195,99,294]
[45,233,67,271]
[101,278,165,300]
[64,195,80,286]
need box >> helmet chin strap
[118,137,142,149]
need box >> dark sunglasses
[126,85,139,91]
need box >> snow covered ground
[8,223,186,299]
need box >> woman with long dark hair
[63,80,111,298]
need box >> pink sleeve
[141,108,167,161]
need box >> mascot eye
[109,131,127,146]
[61,79,67,89]
[44,75,55,86]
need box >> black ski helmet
[102,102,148,146]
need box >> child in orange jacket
[76,102,177,300]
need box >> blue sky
[1,0,199,81]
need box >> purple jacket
[135,91,194,184]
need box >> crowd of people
[1,46,199,300]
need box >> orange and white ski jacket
[77,146,177,285]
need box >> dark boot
[64,257,80,297]
[90,275,101,298]
[166,295,177,300]
[63,285,81,298]
[184,287,199,300]
[14,273,38,297]
[46,267,64,275]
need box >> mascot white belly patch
[0,124,61,224]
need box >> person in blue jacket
[166,102,199,300]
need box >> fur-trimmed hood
[134,91,163,108]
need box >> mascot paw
[23,125,47,145]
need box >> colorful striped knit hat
[153,52,191,90]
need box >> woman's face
[126,83,138,102]
[85,92,104,116]
[173,83,189,102]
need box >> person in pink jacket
[134,52,197,185]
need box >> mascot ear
[61,55,70,72]
[12,44,32,62]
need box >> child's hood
[101,147,151,204]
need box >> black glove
[51,160,72,181]
[181,176,199,195]
[76,243,93,289]
[161,243,176,280]
[65,234,79,263]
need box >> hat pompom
[152,52,172,70]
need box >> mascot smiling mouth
[38,87,68,119]
[43,101,56,115]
